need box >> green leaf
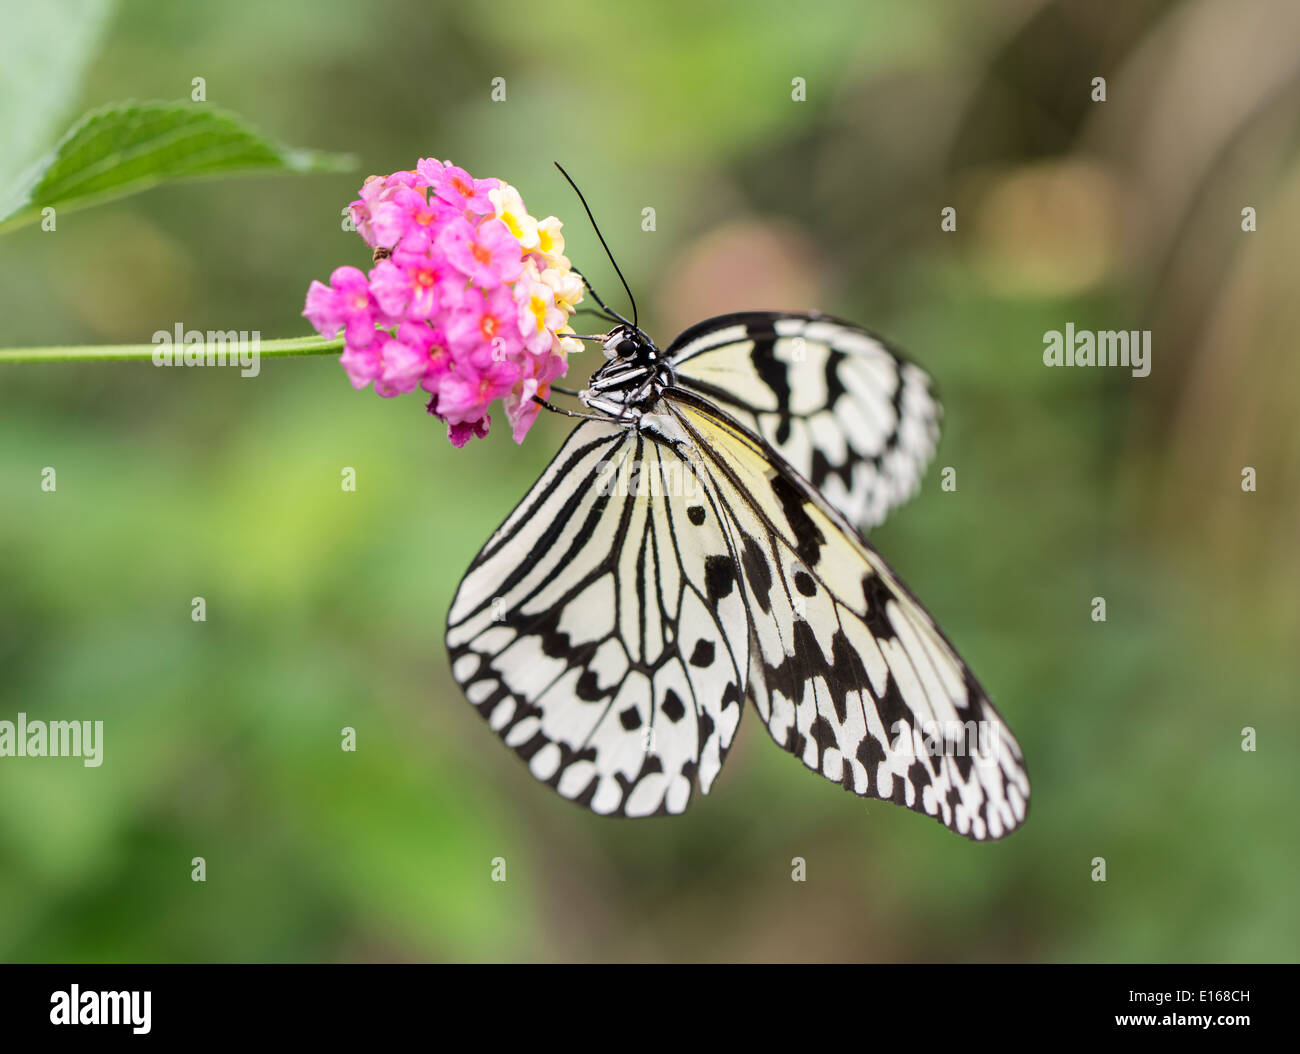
[0,100,354,233]
[0,0,115,193]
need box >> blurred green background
[1,0,1297,962]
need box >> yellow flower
[489,183,540,251]
[535,215,565,263]
[556,327,584,359]
[540,266,584,313]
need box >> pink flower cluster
[302,158,584,445]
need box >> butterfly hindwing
[667,311,941,531]
[668,396,1029,841]
[445,420,748,817]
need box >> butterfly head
[601,323,657,363]
[582,324,674,419]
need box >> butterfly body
[580,324,676,420]
[446,311,1030,839]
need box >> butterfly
[444,177,1029,840]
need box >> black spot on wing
[886,361,906,452]
[877,675,912,742]
[962,667,987,721]
[689,639,716,668]
[861,572,895,639]
[572,775,601,810]
[951,747,974,782]
[687,505,706,526]
[533,608,571,659]
[788,619,823,705]
[857,735,885,794]
[824,348,847,405]
[515,730,548,762]
[945,786,962,817]
[575,669,605,702]
[810,715,837,758]
[662,688,686,723]
[750,334,793,444]
[828,630,873,723]
[809,447,834,490]
[704,555,735,603]
[697,707,715,743]
[771,473,824,567]
[741,536,773,614]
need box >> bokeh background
[1,0,1297,962]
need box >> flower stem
[0,334,343,364]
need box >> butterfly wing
[667,392,1029,840]
[667,311,940,531]
[445,420,749,816]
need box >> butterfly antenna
[571,306,622,327]
[570,268,634,330]
[554,162,640,332]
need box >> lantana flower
[440,217,524,290]
[516,270,566,355]
[304,266,379,348]
[490,184,540,251]
[303,158,584,445]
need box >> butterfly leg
[531,395,612,423]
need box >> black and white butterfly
[444,179,1029,841]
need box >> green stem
[0,334,343,364]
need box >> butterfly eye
[617,339,640,358]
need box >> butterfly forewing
[668,312,941,531]
[445,420,748,817]
[668,398,1029,840]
